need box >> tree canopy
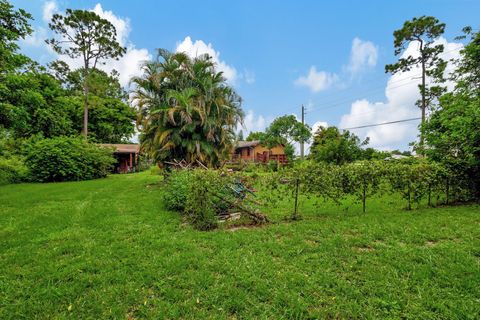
[0,0,32,73]
[385,16,446,150]
[310,126,369,165]
[47,9,126,137]
[131,49,244,167]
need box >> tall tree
[131,49,243,167]
[48,62,135,143]
[385,16,446,151]
[260,115,311,161]
[46,9,126,138]
[0,0,32,74]
[424,28,480,198]
[310,126,368,165]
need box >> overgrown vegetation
[131,50,244,167]
[25,136,115,182]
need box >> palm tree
[131,49,243,167]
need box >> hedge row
[260,159,475,212]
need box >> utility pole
[300,104,305,160]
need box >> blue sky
[13,0,480,150]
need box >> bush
[162,170,192,211]
[25,137,115,182]
[0,156,29,185]
[184,170,219,231]
[163,169,264,230]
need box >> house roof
[99,144,140,154]
[235,140,260,149]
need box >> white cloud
[92,4,130,47]
[311,121,328,134]
[87,4,150,87]
[241,110,267,135]
[22,26,48,47]
[42,0,58,23]
[48,4,149,87]
[294,66,339,92]
[176,36,238,84]
[242,69,256,84]
[21,2,150,88]
[339,37,463,150]
[346,37,378,76]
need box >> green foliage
[258,114,311,161]
[452,28,480,95]
[343,161,385,212]
[184,170,220,231]
[0,0,33,73]
[246,131,266,141]
[162,170,192,211]
[385,16,447,149]
[131,50,243,167]
[47,8,126,138]
[46,10,126,67]
[25,136,115,182]
[0,71,77,138]
[163,170,223,230]
[423,29,480,199]
[259,159,467,214]
[0,155,28,185]
[310,126,368,164]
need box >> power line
[286,46,464,115]
[340,117,421,130]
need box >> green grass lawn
[1,171,479,319]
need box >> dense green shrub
[0,156,29,185]
[25,137,115,182]
[162,170,192,211]
[163,169,263,230]
[184,170,220,231]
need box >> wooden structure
[231,140,288,164]
[100,144,140,173]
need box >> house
[100,144,140,173]
[231,140,287,164]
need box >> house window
[247,148,250,156]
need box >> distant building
[231,140,287,164]
[100,144,140,173]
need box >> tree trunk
[362,183,366,213]
[420,42,426,154]
[81,68,89,138]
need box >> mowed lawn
[0,172,479,319]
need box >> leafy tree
[0,71,78,138]
[385,16,446,150]
[131,49,243,167]
[260,115,311,161]
[0,0,32,73]
[47,9,126,138]
[452,27,480,95]
[424,28,480,199]
[310,126,368,165]
[48,63,135,143]
[246,131,266,141]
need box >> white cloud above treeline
[295,37,378,93]
[339,37,463,150]
[346,37,378,76]
[22,1,151,87]
[294,66,339,92]
[175,36,255,86]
